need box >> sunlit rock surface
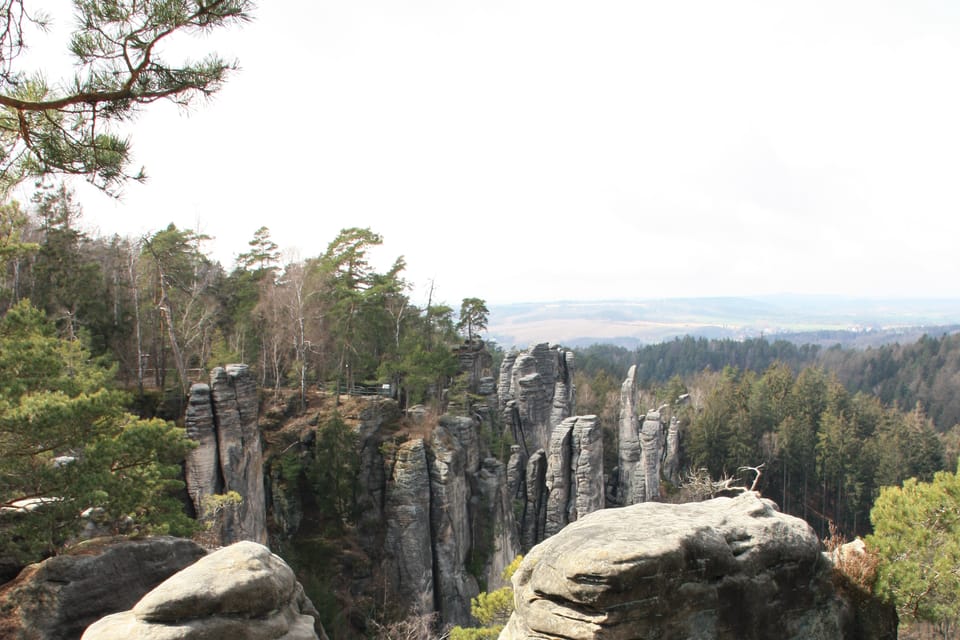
[500,493,883,640]
[82,541,324,640]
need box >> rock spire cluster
[184,364,267,545]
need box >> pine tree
[0,301,196,562]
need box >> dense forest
[577,331,960,431]
[2,182,959,636]
[0,183,481,420]
[574,335,959,540]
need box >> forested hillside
[0,184,485,420]
[577,331,960,431]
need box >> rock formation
[663,415,681,486]
[82,541,325,640]
[614,367,671,505]
[183,384,218,514]
[520,450,547,551]
[615,364,642,506]
[0,537,206,640]
[454,340,494,394]
[184,364,267,545]
[506,445,526,508]
[544,416,603,539]
[500,493,892,640]
[263,379,524,632]
[499,344,575,455]
[382,438,435,617]
[638,409,664,502]
[429,419,480,625]
[473,457,522,593]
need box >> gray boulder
[82,541,323,640]
[500,493,876,640]
[0,537,206,640]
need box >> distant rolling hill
[487,296,960,349]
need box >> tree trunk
[158,291,188,397]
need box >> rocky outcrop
[473,457,522,592]
[499,344,575,455]
[663,415,681,486]
[520,450,547,551]
[506,445,526,507]
[211,365,267,544]
[570,416,604,520]
[638,409,663,502]
[183,384,218,515]
[429,420,479,625]
[615,365,642,506]
[382,438,435,616]
[184,364,266,545]
[454,340,494,394]
[500,493,890,640]
[82,541,324,640]
[543,423,573,539]
[544,416,603,540]
[0,537,206,640]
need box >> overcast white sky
[20,1,960,306]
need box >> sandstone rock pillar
[616,365,643,505]
[184,364,266,545]
[383,438,435,616]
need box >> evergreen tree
[868,464,960,632]
[457,297,489,343]
[0,0,253,195]
[0,301,195,562]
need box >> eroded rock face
[184,365,267,545]
[500,493,873,640]
[382,438,434,616]
[429,423,479,625]
[0,537,206,640]
[544,416,603,540]
[474,457,522,593]
[82,541,324,640]
[184,384,219,512]
[616,365,642,506]
[499,344,575,455]
[638,409,663,502]
[570,416,604,521]
[520,450,547,551]
[663,416,681,486]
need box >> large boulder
[500,493,890,640]
[82,541,324,640]
[0,537,206,640]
